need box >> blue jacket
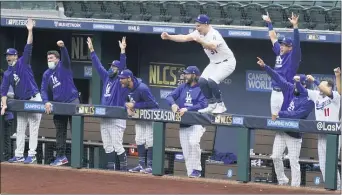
[265,65,314,138]
[272,29,301,89]
[41,47,79,103]
[126,77,159,109]
[1,44,39,100]
[166,83,207,111]
[90,51,128,107]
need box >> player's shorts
[201,57,236,84]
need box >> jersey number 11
[324,108,330,117]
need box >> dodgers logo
[314,177,320,185]
[227,169,233,178]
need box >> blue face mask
[108,68,117,78]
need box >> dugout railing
[0,99,340,190]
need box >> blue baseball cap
[183,66,201,76]
[110,60,121,67]
[4,48,18,55]
[195,14,210,24]
[118,69,133,79]
[279,37,293,47]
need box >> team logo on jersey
[51,75,61,88]
[104,82,112,97]
[128,94,135,103]
[275,56,283,68]
[315,99,332,110]
[184,91,193,107]
[13,73,20,86]
[287,101,295,111]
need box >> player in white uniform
[161,14,236,114]
[306,73,341,189]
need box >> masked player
[262,12,301,116]
[119,69,159,174]
[41,40,79,166]
[1,18,42,164]
[87,37,129,171]
[305,72,341,189]
[166,66,207,178]
[161,14,236,114]
[257,57,314,187]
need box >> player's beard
[186,76,195,84]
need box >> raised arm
[278,100,314,119]
[334,67,341,95]
[119,36,127,69]
[187,92,208,111]
[161,32,195,43]
[294,75,307,96]
[86,37,108,81]
[262,12,278,46]
[22,18,34,65]
[308,75,334,98]
[289,13,301,64]
[57,41,71,69]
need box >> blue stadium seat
[122,1,143,21]
[314,1,337,9]
[99,1,123,20]
[265,4,286,28]
[306,6,328,30]
[182,1,205,23]
[143,1,163,22]
[327,7,341,31]
[1,1,21,9]
[63,2,84,18]
[243,3,266,27]
[272,1,294,8]
[221,2,244,25]
[201,1,225,24]
[162,1,183,23]
[284,4,309,29]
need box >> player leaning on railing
[1,18,42,164]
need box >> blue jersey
[1,44,39,100]
[90,51,128,107]
[265,65,314,138]
[41,47,79,103]
[126,77,159,109]
[272,29,301,89]
[166,83,207,111]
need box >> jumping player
[1,18,42,164]
[87,37,129,171]
[334,67,341,95]
[161,14,236,114]
[305,72,341,189]
[262,12,301,116]
[165,66,207,178]
[257,57,314,187]
[119,69,159,174]
[41,40,79,166]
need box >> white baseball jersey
[307,90,340,122]
[190,27,234,63]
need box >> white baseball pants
[135,121,153,147]
[15,93,42,157]
[201,58,236,84]
[179,125,205,176]
[271,132,302,187]
[317,134,341,188]
[270,90,284,115]
[100,118,126,155]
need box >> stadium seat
[272,1,294,8]
[221,2,244,25]
[161,1,182,23]
[201,1,225,25]
[314,1,337,9]
[63,2,84,18]
[306,6,328,30]
[81,1,95,18]
[265,4,286,28]
[284,4,308,29]
[1,1,21,9]
[327,7,341,31]
[335,1,341,8]
[243,3,266,27]
[182,1,205,23]
[252,1,272,6]
[142,1,163,22]
[102,1,123,20]
[293,1,315,8]
[20,2,38,10]
[122,1,143,21]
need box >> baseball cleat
[129,165,144,173]
[50,156,68,166]
[189,170,201,178]
[8,156,25,163]
[24,156,37,164]
[212,102,227,114]
[198,103,217,113]
[140,167,152,174]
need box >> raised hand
[262,12,271,23]
[119,36,126,50]
[57,40,65,47]
[161,32,169,40]
[334,67,340,76]
[288,12,299,27]
[86,37,94,52]
[257,57,265,67]
[306,75,315,82]
[26,18,34,31]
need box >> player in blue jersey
[41,40,79,166]
[166,66,207,178]
[87,37,129,171]
[1,19,42,164]
[262,12,301,116]
[257,57,314,187]
[119,69,159,174]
